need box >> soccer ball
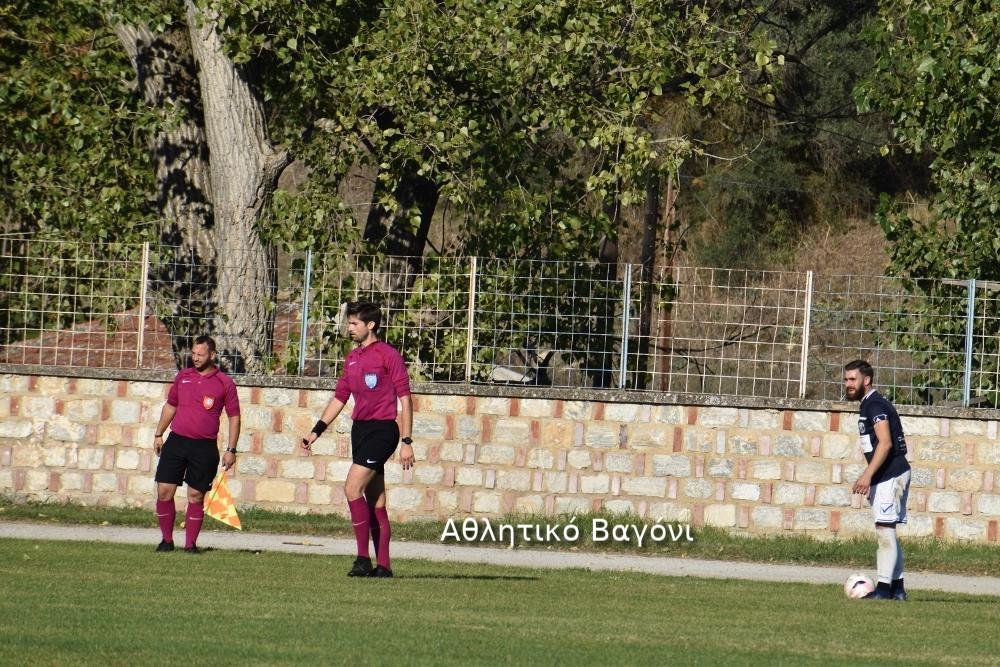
[844,573,875,599]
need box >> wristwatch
[401,437,413,445]
[225,447,238,454]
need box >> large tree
[108,2,297,372]
[3,0,349,371]
[3,0,771,376]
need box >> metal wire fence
[2,237,998,408]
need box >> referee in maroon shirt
[302,302,414,577]
[152,335,241,553]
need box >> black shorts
[154,433,220,493]
[351,420,399,475]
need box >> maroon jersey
[166,367,240,440]
[334,340,411,421]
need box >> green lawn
[4,497,1000,576]
[1,538,998,666]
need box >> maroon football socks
[156,499,175,544]
[373,506,391,570]
[348,497,371,558]
[184,501,204,549]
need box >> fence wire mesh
[2,238,998,408]
[1,238,145,368]
[652,267,808,399]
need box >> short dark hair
[844,359,873,381]
[193,335,217,353]
[346,301,382,334]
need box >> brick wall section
[3,372,1000,542]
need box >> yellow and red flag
[205,470,242,530]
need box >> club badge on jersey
[364,372,379,390]
[203,395,216,410]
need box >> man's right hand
[154,435,163,456]
[301,432,317,453]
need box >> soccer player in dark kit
[152,335,241,553]
[302,302,414,578]
[844,359,911,601]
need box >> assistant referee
[152,335,241,553]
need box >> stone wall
[2,371,1000,542]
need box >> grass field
[3,497,1000,576]
[1,538,998,666]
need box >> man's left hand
[222,450,236,471]
[400,444,414,470]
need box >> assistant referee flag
[204,470,242,530]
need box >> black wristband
[311,419,328,437]
[225,447,238,454]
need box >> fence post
[136,242,150,369]
[465,256,478,382]
[963,278,977,407]
[619,263,633,389]
[798,270,814,399]
[297,249,313,376]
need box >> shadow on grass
[906,595,999,605]
[395,574,540,581]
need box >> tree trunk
[634,175,660,389]
[381,170,439,294]
[591,196,621,389]
[362,165,439,302]
[186,1,291,373]
[654,179,678,391]
[112,19,219,367]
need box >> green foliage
[0,240,143,346]
[860,0,1000,279]
[2,0,774,374]
[0,3,154,342]
[470,258,625,387]
[859,0,1000,406]
[210,0,759,260]
[0,1,155,239]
